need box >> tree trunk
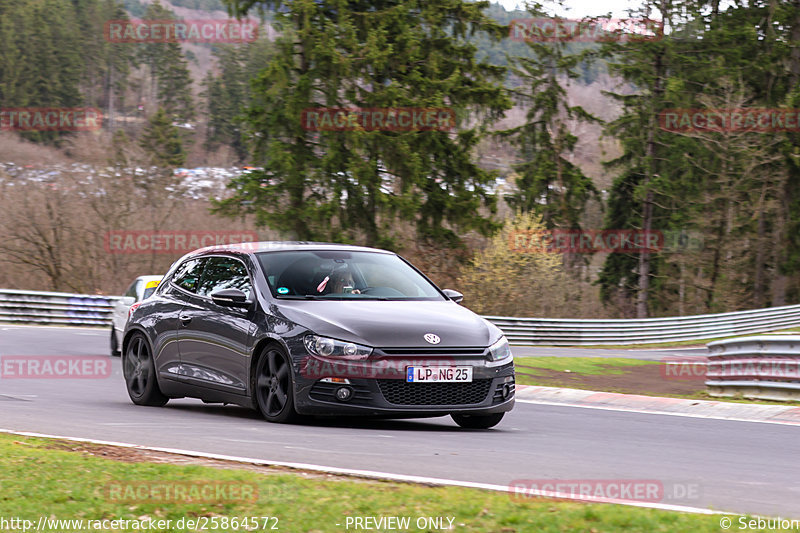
[636,11,666,318]
[678,259,685,316]
[707,221,725,311]
[636,188,654,318]
[108,64,115,131]
[754,194,766,308]
[771,0,800,306]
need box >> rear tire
[110,326,120,357]
[123,332,168,406]
[451,412,504,429]
[253,345,297,423]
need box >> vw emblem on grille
[424,333,440,344]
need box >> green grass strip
[0,432,748,532]
[515,357,657,376]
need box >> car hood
[274,300,501,348]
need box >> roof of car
[191,241,394,256]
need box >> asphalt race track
[1,325,798,518]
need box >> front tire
[110,326,120,357]
[451,412,504,429]
[253,345,297,423]
[123,332,168,406]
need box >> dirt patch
[16,438,385,485]
[516,364,706,397]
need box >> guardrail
[705,336,800,401]
[2,288,800,346]
[0,289,118,327]
[485,305,800,345]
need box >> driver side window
[172,259,206,293]
[197,256,252,299]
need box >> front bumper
[292,358,515,417]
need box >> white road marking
[0,395,33,401]
[0,428,723,516]
[515,399,800,427]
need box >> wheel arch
[248,335,292,394]
[121,326,151,358]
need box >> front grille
[377,379,492,406]
[379,347,487,356]
[309,381,373,405]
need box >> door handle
[179,314,192,325]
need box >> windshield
[142,279,161,300]
[142,286,158,300]
[257,250,444,300]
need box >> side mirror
[442,289,463,304]
[211,288,251,308]
[119,296,136,306]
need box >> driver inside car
[331,269,361,294]
[316,265,361,294]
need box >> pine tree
[139,107,186,169]
[498,7,600,229]
[218,0,511,247]
[139,1,194,122]
[203,37,275,161]
[598,0,680,317]
[214,3,339,240]
[599,0,800,315]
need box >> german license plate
[406,366,472,383]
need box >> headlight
[488,336,512,361]
[304,335,372,360]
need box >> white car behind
[110,275,162,356]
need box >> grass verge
[513,357,800,406]
[0,432,746,532]
[514,357,657,376]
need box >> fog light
[321,377,350,384]
[335,387,353,402]
[502,383,513,399]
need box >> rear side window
[172,259,206,293]
[197,256,252,299]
